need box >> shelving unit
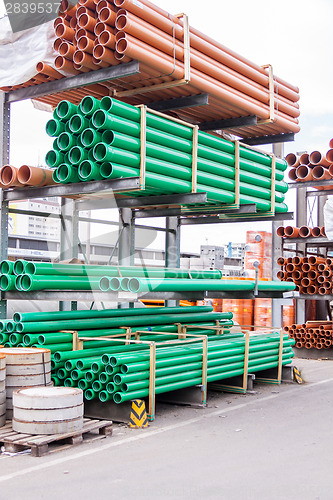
[0,65,294,319]
[281,179,331,323]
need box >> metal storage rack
[280,179,332,323]
[0,65,294,318]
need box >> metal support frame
[0,93,10,317]
[296,186,307,324]
[241,133,294,146]
[118,208,134,308]
[198,115,257,132]
[165,217,180,307]
[59,198,78,311]
[148,93,209,112]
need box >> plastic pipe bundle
[46,96,289,212]
[286,321,333,350]
[277,255,332,295]
[277,226,326,238]
[287,139,333,185]
[0,165,56,189]
[45,0,300,139]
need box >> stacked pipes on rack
[45,96,289,213]
[0,165,56,189]
[287,138,333,184]
[277,226,326,239]
[0,306,295,404]
[1,0,300,139]
[277,256,333,295]
[286,321,333,350]
[0,260,295,293]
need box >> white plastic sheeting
[0,15,59,87]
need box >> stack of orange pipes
[0,165,56,189]
[1,0,300,139]
[277,256,332,295]
[286,321,333,350]
[287,137,333,183]
[276,226,326,238]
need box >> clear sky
[0,0,332,252]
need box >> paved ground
[0,357,332,499]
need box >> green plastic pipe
[69,146,89,165]
[257,281,296,292]
[65,360,77,371]
[51,376,62,386]
[53,168,61,183]
[0,260,14,274]
[99,391,113,402]
[92,380,102,392]
[55,100,79,122]
[85,370,99,382]
[19,274,101,292]
[84,389,98,400]
[69,114,90,135]
[64,378,75,387]
[99,372,113,384]
[80,128,103,148]
[0,333,9,343]
[76,356,107,370]
[57,164,80,184]
[57,132,77,152]
[91,361,104,373]
[78,379,91,390]
[57,368,68,380]
[71,369,88,381]
[79,96,101,117]
[18,310,226,333]
[0,274,16,291]
[78,160,103,181]
[98,97,287,172]
[128,278,254,293]
[14,304,216,325]
[13,260,26,275]
[33,342,74,352]
[106,382,116,394]
[46,119,66,137]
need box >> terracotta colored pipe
[309,150,330,168]
[299,153,310,165]
[59,41,76,59]
[0,166,24,188]
[78,13,97,31]
[276,226,285,237]
[277,271,286,280]
[292,256,302,266]
[92,44,119,65]
[73,63,90,72]
[310,226,321,237]
[307,285,319,295]
[96,0,113,13]
[308,270,318,281]
[73,50,100,70]
[286,264,296,273]
[329,264,333,271]
[328,164,333,179]
[301,263,310,273]
[114,52,132,63]
[285,153,300,168]
[277,257,285,266]
[54,17,66,28]
[323,281,332,290]
[320,227,326,237]
[36,63,64,79]
[76,5,95,18]
[296,165,314,181]
[114,0,299,101]
[17,166,56,187]
[326,149,333,164]
[312,166,331,180]
[54,38,63,52]
[77,36,96,54]
[55,56,80,75]
[323,269,331,278]
[308,256,326,265]
[115,12,299,118]
[91,57,109,68]
[95,21,108,35]
[98,30,116,50]
[76,27,95,41]
[99,6,117,26]
[79,0,96,8]
[317,264,327,273]
[70,17,77,29]
[292,271,301,281]
[299,226,311,238]
[285,226,299,238]
[301,278,311,287]
[55,23,76,41]
[288,168,298,182]
[115,35,300,132]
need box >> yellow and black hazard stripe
[129,399,148,428]
[293,366,303,384]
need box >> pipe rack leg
[165,217,180,307]
[0,93,10,317]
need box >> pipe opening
[55,24,66,37]
[58,164,70,181]
[77,37,88,50]
[113,374,122,384]
[93,45,104,59]
[46,120,58,137]
[99,373,108,383]
[79,160,93,179]
[116,38,127,54]
[100,96,112,112]
[99,31,110,45]
[99,7,110,22]
[78,13,89,28]
[92,109,106,128]
[0,275,9,291]
[100,162,112,179]
[101,354,110,365]
[115,14,127,30]
[69,146,83,164]
[128,277,140,293]
[81,129,95,146]
[93,143,107,160]
[99,391,108,402]
[94,22,105,35]
[0,261,10,274]
[102,130,113,144]
[21,275,32,291]
[309,151,321,165]
[121,277,129,290]
[113,393,122,403]
[1,166,14,185]
[99,276,110,291]
[73,51,84,64]
[109,277,121,291]
[285,153,297,167]
[80,96,95,114]
[59,42,70,56]
[17,165,31,184]
[69,115,83,133]
[14,260,25,275]
[107,382,115,393]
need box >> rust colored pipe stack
[277,255,332,295]
[276,226,325,239]
[0,166,56,189]
[287,137,333,185]
[285,321,333,350]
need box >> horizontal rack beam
[77,192,208,211]
[284,292,333,301]
[3,177,141,202]
[288,179,333,190]
[198,115,257,131]
[3,291,138,302]
[180,212,294,225]
[133,204,257,219]
[241,133,295,146]
[4,62,141,103]
[282,236,333,246]
[148,93,209,112]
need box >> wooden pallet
[0,418,113,457]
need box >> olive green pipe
[98,98,286,172]
[0,260,14,274]
[18,274,101,292]
[101,163,287,212]
[17,311,227,333]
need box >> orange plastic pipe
[312,166,331,180]
[296,165,314,181]
[116,35,300,132]
[320,227,326,237]
[93,44,119,65]
[0,166,24,188]
[276,226,285,237]
[55,56,80,75]
[91,57,109,69]
[309,150,330,168]
[73,50,100,70]
[99,7,117,26]
[284,226,300,238]
[98,30,116,50]
[79,0,96,9]
[77,36,95,54]
[78,13,97,32]
[285,153,300,168]
[59,41,76,59]
[36,62,64,79]
[114,0,299,100]
[17,166,56,187]
[288,168,298,182]
[55,23,76,41]
[299,153,310,165]
[76,27,95,41]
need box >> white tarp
[0,15,59,87]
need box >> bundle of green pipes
[0,305,295,403]
[0,259,296,293]
[45,96,289,212]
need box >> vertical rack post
[59,198,78,311]
[0,93,10,317]
[118,207,133,308]
[165,217,180,307]
[148,341,156,421]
